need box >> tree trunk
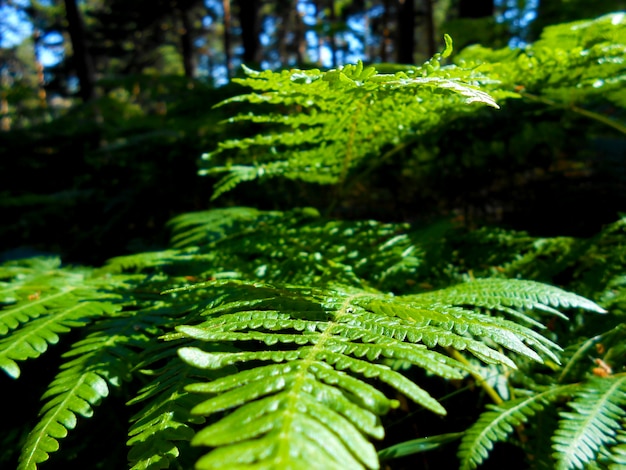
[276,0,290,65]
[423,0,435,57]
[179,7,195,78]
[222,0,232,79]
[294,8,306,63]
[328,0,337,67]
[1,90,10,131]
[458,0,494,18]
[236,0,261,64]
[313,0,324,66]
[380,0,390,61]
[396,0,415,64]
[63,0,96,102]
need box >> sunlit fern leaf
[201,39,503,199]
[552,375,626,470]
[414,278,607,322]
[457,384,579,470]
[168,278,603,469]
[17,314,152,470]
[17,368,110,470]
[456,13,626,118]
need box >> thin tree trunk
[236,0,260,64]
[276,0,289,65]
[63,0,96,102]
[294,7,306,63]
[396,0,415,64]
[458,0,494,18]
[363,3,372,62]
[423,0,435,57]
[380,0,390,61]
[179,7,195,78]
[328,0,337,67]
[223,0,232,79]
[313,0,323,66]
[1,90,10,131]
[33,29,48,109]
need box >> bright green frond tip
[201,37,500,199]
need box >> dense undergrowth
[1,13,625,470]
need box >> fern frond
[100,249,190,274]
[609,429,626,469]
[456,13,626,125]
[167,277,602,469]
[0,258,124,378]
[458,384,579,470]
[17,314,152,470]
[167,207,286,249]
[552,375,626,470]
[414,278,607,321]
[127,359,211,470]
[201,41,503,198]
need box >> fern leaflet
[552,375,626,470]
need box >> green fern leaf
[17,315,150,469]
[552,376,626,470]
[0,298,120,378]
[17,362,113,470]
[609,429,626,469]
[127,359,211,470]
[458,384,579,470]
[166,277,602,469]
[201,42,502,198]
[414,278,607,319]
[0,258,124,378]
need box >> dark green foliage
[0,76,242,264]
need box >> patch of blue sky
[0,3,33,47]
[495,0,539,47]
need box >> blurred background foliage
[0,0,625,264]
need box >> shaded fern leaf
[552,375,626,470]
[167,207,287,249]
[170,278,602,469]
[17,313,153,470]
[127,359,211,470]
[458,384,579,470]
[104,207,452,295]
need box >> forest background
[1,1,626,469]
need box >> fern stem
[521,92,626,135]
[446,348,504,405]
